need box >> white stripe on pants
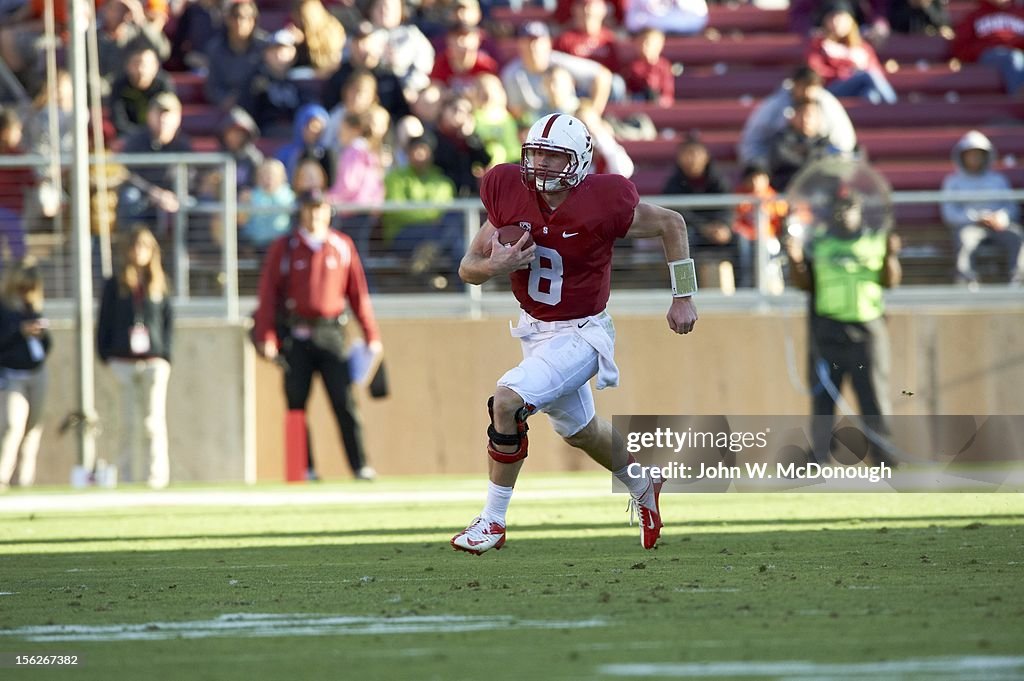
[109,358,171,488]
[0,367,48,487]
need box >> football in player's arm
[460,203,698,334]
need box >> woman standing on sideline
[97,228,174,489]
[0,258,50,491]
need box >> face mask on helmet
[520,114,593,193]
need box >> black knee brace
[486,395,530,464]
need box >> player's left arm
[625,201,698,335]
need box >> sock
[480,481,514,526]
[613,456,657,508]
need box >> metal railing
[2,153,1022,320]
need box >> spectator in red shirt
[430,22,498,94]
[806,2,897,103]
[950,0,1024,96]
[253,188,383,481]
[555,0,626,27]
[624,27,674,106]
[554,0,621,72]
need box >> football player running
[451,113,699,555]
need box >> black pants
[809,316,894,465]
[281,326,366,474]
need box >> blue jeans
[0,207,26,262]
[980,47,1024,96]
[827,70,897,104]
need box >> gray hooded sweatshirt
[940,130,1020,229]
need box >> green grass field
[1,474,1023,680]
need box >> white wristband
[669,258,697,298]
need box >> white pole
[85,14,113,279]
[42,0,63,208]
[69,0,97,473]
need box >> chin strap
[486,395,531,464]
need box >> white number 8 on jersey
[528,245,564,305]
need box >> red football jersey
[480,163,640,321]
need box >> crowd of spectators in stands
[0,0,1019,293]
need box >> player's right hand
[488,232,536,275]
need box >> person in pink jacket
[327,110,386,261]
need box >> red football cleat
[628,479,664,550]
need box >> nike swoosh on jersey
[562,232,579,238]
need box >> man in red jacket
[950,0,1024,96]
[253,189,383,480]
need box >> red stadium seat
[179,105,223,136]
[614,33,950,67]
[172,72,206,104]
[487,5,552,33]
[676,64,1002,99]
[605,97,1024,133]
[875,161,1024,191]
[189,136,220,152]
[619,126,1024,163]
[707,4,787,33]
[258,9,290,32]
[489,2,787,33]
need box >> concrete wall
[254,309,1024,480]
[32,322,253,485]
[23,308,1022,485]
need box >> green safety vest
[811,230,887,323]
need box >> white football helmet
[520,113,593,193]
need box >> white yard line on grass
[598,657,1024,678]
[0,487,609,514]
[0,613,606,643]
